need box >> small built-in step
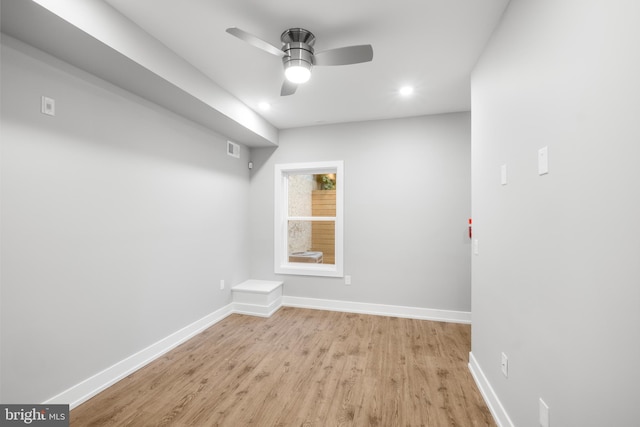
[231,279,283,317]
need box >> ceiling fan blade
[281,80,297,96]
[314,44,373,66]
[226,27,285,58]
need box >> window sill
[275,263,343,277]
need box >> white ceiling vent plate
[227,140,240,158]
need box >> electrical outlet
[220,279,225,290]
[501,352,508,378]
[538,146,549,175]
[41,96,55,116]
[345,275,351,285]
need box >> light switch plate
[473,239,479,255]
[501,352,508,377]
[538,146,549,175]
[539,398,550,427]
[501,164,508,185]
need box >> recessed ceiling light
[258,101,271,111]
[399,86,414,96]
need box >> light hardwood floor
[72,307,495,426]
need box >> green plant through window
[320,174,336,190]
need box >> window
[274,161,343,277]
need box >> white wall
[471,1,640,426]
[0,37,250,403]
[249,113,472,312]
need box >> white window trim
[274,161,344,277]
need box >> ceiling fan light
[284,61,311,84]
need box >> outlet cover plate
[501,352,508,378]
[538,146,549,175]
[41,96,55,116]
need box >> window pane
[287,175,314,217]
[311,189,336,217]
[287,220,335,265]
[311,220,335,265]
[288,174,337,217]
[287,219,312,254]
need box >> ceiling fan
[226,27,374,96]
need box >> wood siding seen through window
[311,189,335,264]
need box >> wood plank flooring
[71,307,495,426]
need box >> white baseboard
[282,296,471,324]
[44,304,235,409]
[43,297,469,410]
[468,352,514,427]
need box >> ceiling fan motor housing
[281,28,316,72]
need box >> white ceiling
[103,0,509,130]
